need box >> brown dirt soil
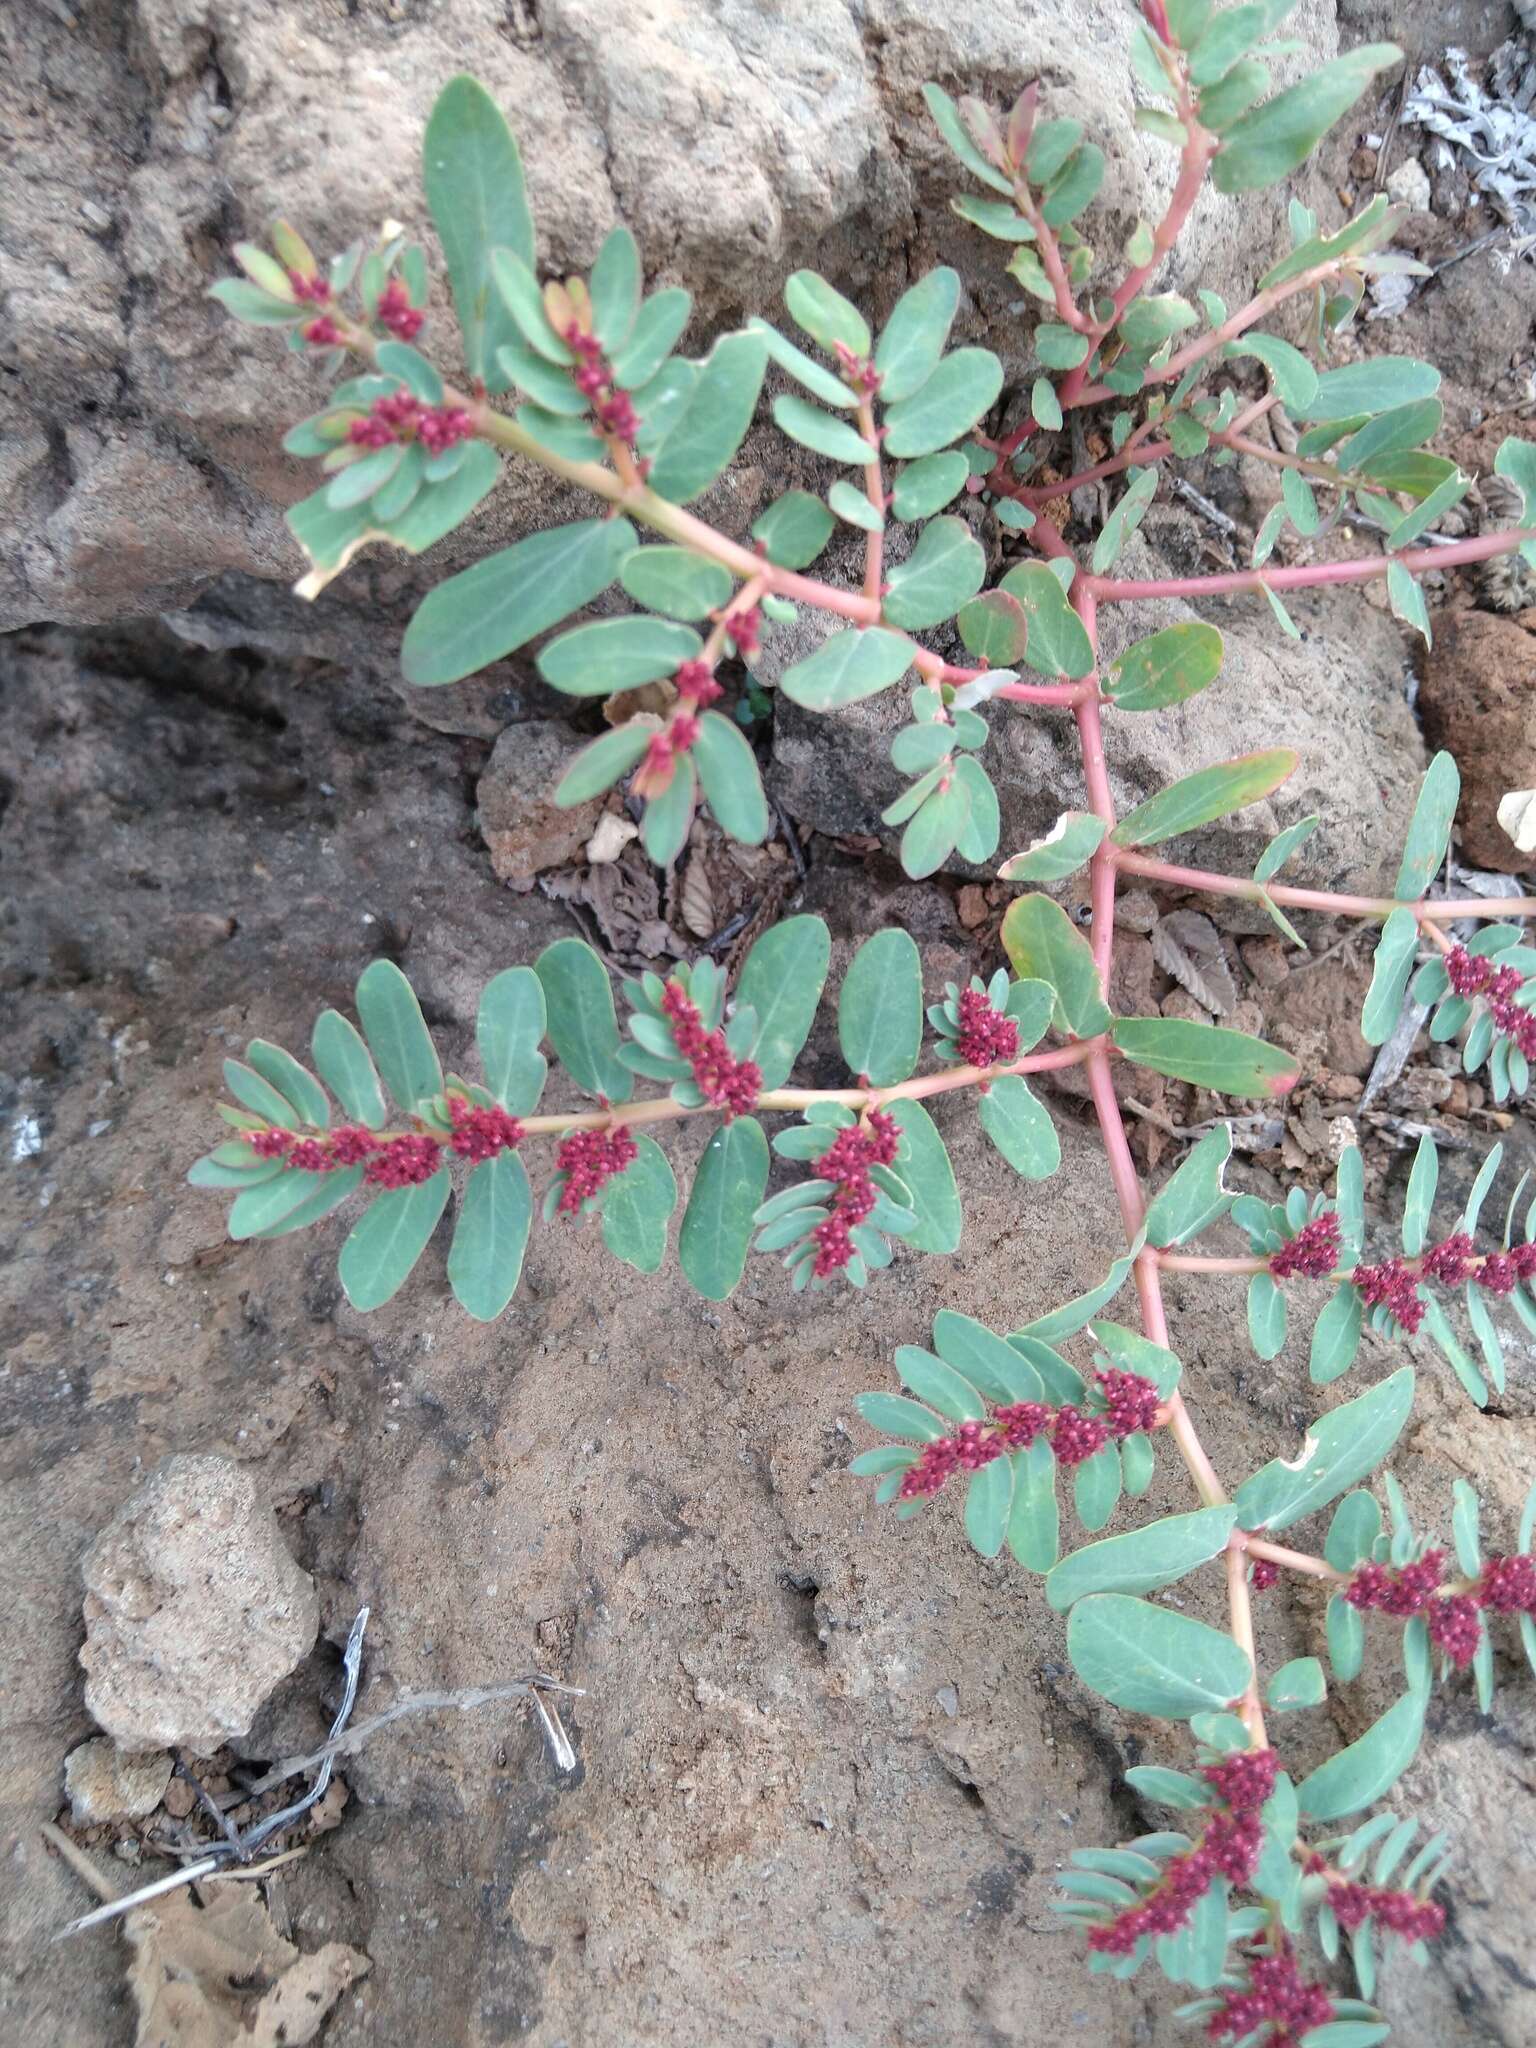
[3,625,1535,2048]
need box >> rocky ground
[5,3,1536,2046]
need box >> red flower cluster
[659,983,761,1121]
[1479,1551,1536,1614]
[1445,943,1536,1061]
[288,271,332,304]
[303,316,344,347]
[633,714,704,798]
[552,1126,638,1214]
[727,604,762,658]
[810,1110,901,1276]
[895,1368,1161,1500]
[375,277,424,341]
[1329,1880,1445,1944]
[346,390,474,455]
[564,325,639,442]
[674,659,722,709]
[954,987,1020,1070]
[1249,1557,1280,1591]
[447,1095,525,1162]
[1268,1211,1341,1281]
[1346,1544,1536,1668]
[1345,1548,1447,1618]
[245,1095,524,1191]
[1207,1942,1333,2046]
[1351,1254,1426,1335]
[1086,1749,1276,1958]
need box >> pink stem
[1114,849,1536,922]
[1089,526,1536,602]
[1155,1251,1269,1274]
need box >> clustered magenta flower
[564,325,639,442]
[658,983,761,1120]
[1479,1551,1536,1613]
[288,271,331,303]
[303,315,344,347]
[246,1096,523,1189]
[831,340,881,399]
[954,986,1019,1069]
[552,1126,638,1213]
[1345,1549,1448,1618]
[1350,1254,1426,1335]
[727,604,762,658]
[1207,1942,1334,2047]
[673,658,722,709]
[1249,1557,1280,1591]
[1329,1879,1445,1943]
[347,389,474,454]
[1344,1545,1504,1668]
[1268,1212,1340,1281]
[1086,1749,1278,1958]
[810,1110,902,1275]
[1445,944,1536,1060]
[897,1367,1161,1501]
[375,277,424,341]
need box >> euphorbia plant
[202,8,1536,2037]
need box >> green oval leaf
[779,627,913,710]
[734,915,832,1090]
[887,1100,961,1253]
[785,269,870,358]
[447,1151,532,1320]
[402,517,637,686]
[598,1134,677,1272]
[554,723,652,806]
[228,1167,340,1239]
[692,710,769,845]
[875,267,961,404]
[1008,1439,1060,1572]
[423,77,535,388]
[1107,622,1224,711]
[997,561,1095,677]
[1143,1124,1234,1247]
[772,393,877,465]
[534,938,633,1102]
[751,491,836,570]
[1295,1691,1426,1821]
[882,348,1004,459]
[1267,1656,1327,1712]
[856,1390,948,1443]
[1296,353,1440,425]
[1112,750,1297,847]
[891,450,970,522]
[998,810,1107,883]
[1110,1017,1300,1097]
[1001,893,1113,1040]
[679,1115,769,1299]
[1394,750,1459,901]
[355,960,444,1113]
[619,545,734,621]
[648,330,769,502]
[978,1074,1060,1179]
[338,1170,451,1311]
[881,516,986,630]
[1211,44,1402,197]
[476,966,547,1114]
[965,1455,1016,1558]
[537,616,703,695]
[1067,1594,1255,1715]
[589,225,640,353]
[1046,1505,1239,1610]
[1361,907,1419,1046]
[312,1010,388,1130]
[245,1040,331,1128]
[611,286,692,389]
[1234,1366,1415,1533]
[838,928,922,1084]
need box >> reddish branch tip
[1268,1212,1341,1282]
[346,390,473,453]
[244,1095,523,1190]
[1351,1254,1426,1335]
[954,987,1020,1069]
[810,1111,901,1276]
[1086,1749,1276,1959]
[659,982,762,1121]
[674,659,722,707]
[895,1368,1159,1499]
[562,321,639,442]
[1330,1880,1445,1944]
[375,277,424,340]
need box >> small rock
[79,1454,319,1756]
[477,719,608,887]
[1240,937,1289,990]
[63,1739,174,1823]
[1385,158,1432,212]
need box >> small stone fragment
[63,1738,174,1823]
[79,1453,319,1756]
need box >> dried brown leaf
[1152,909,1236,1016]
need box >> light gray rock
[62,1739,174,1824]
[79,1454,318,1756]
